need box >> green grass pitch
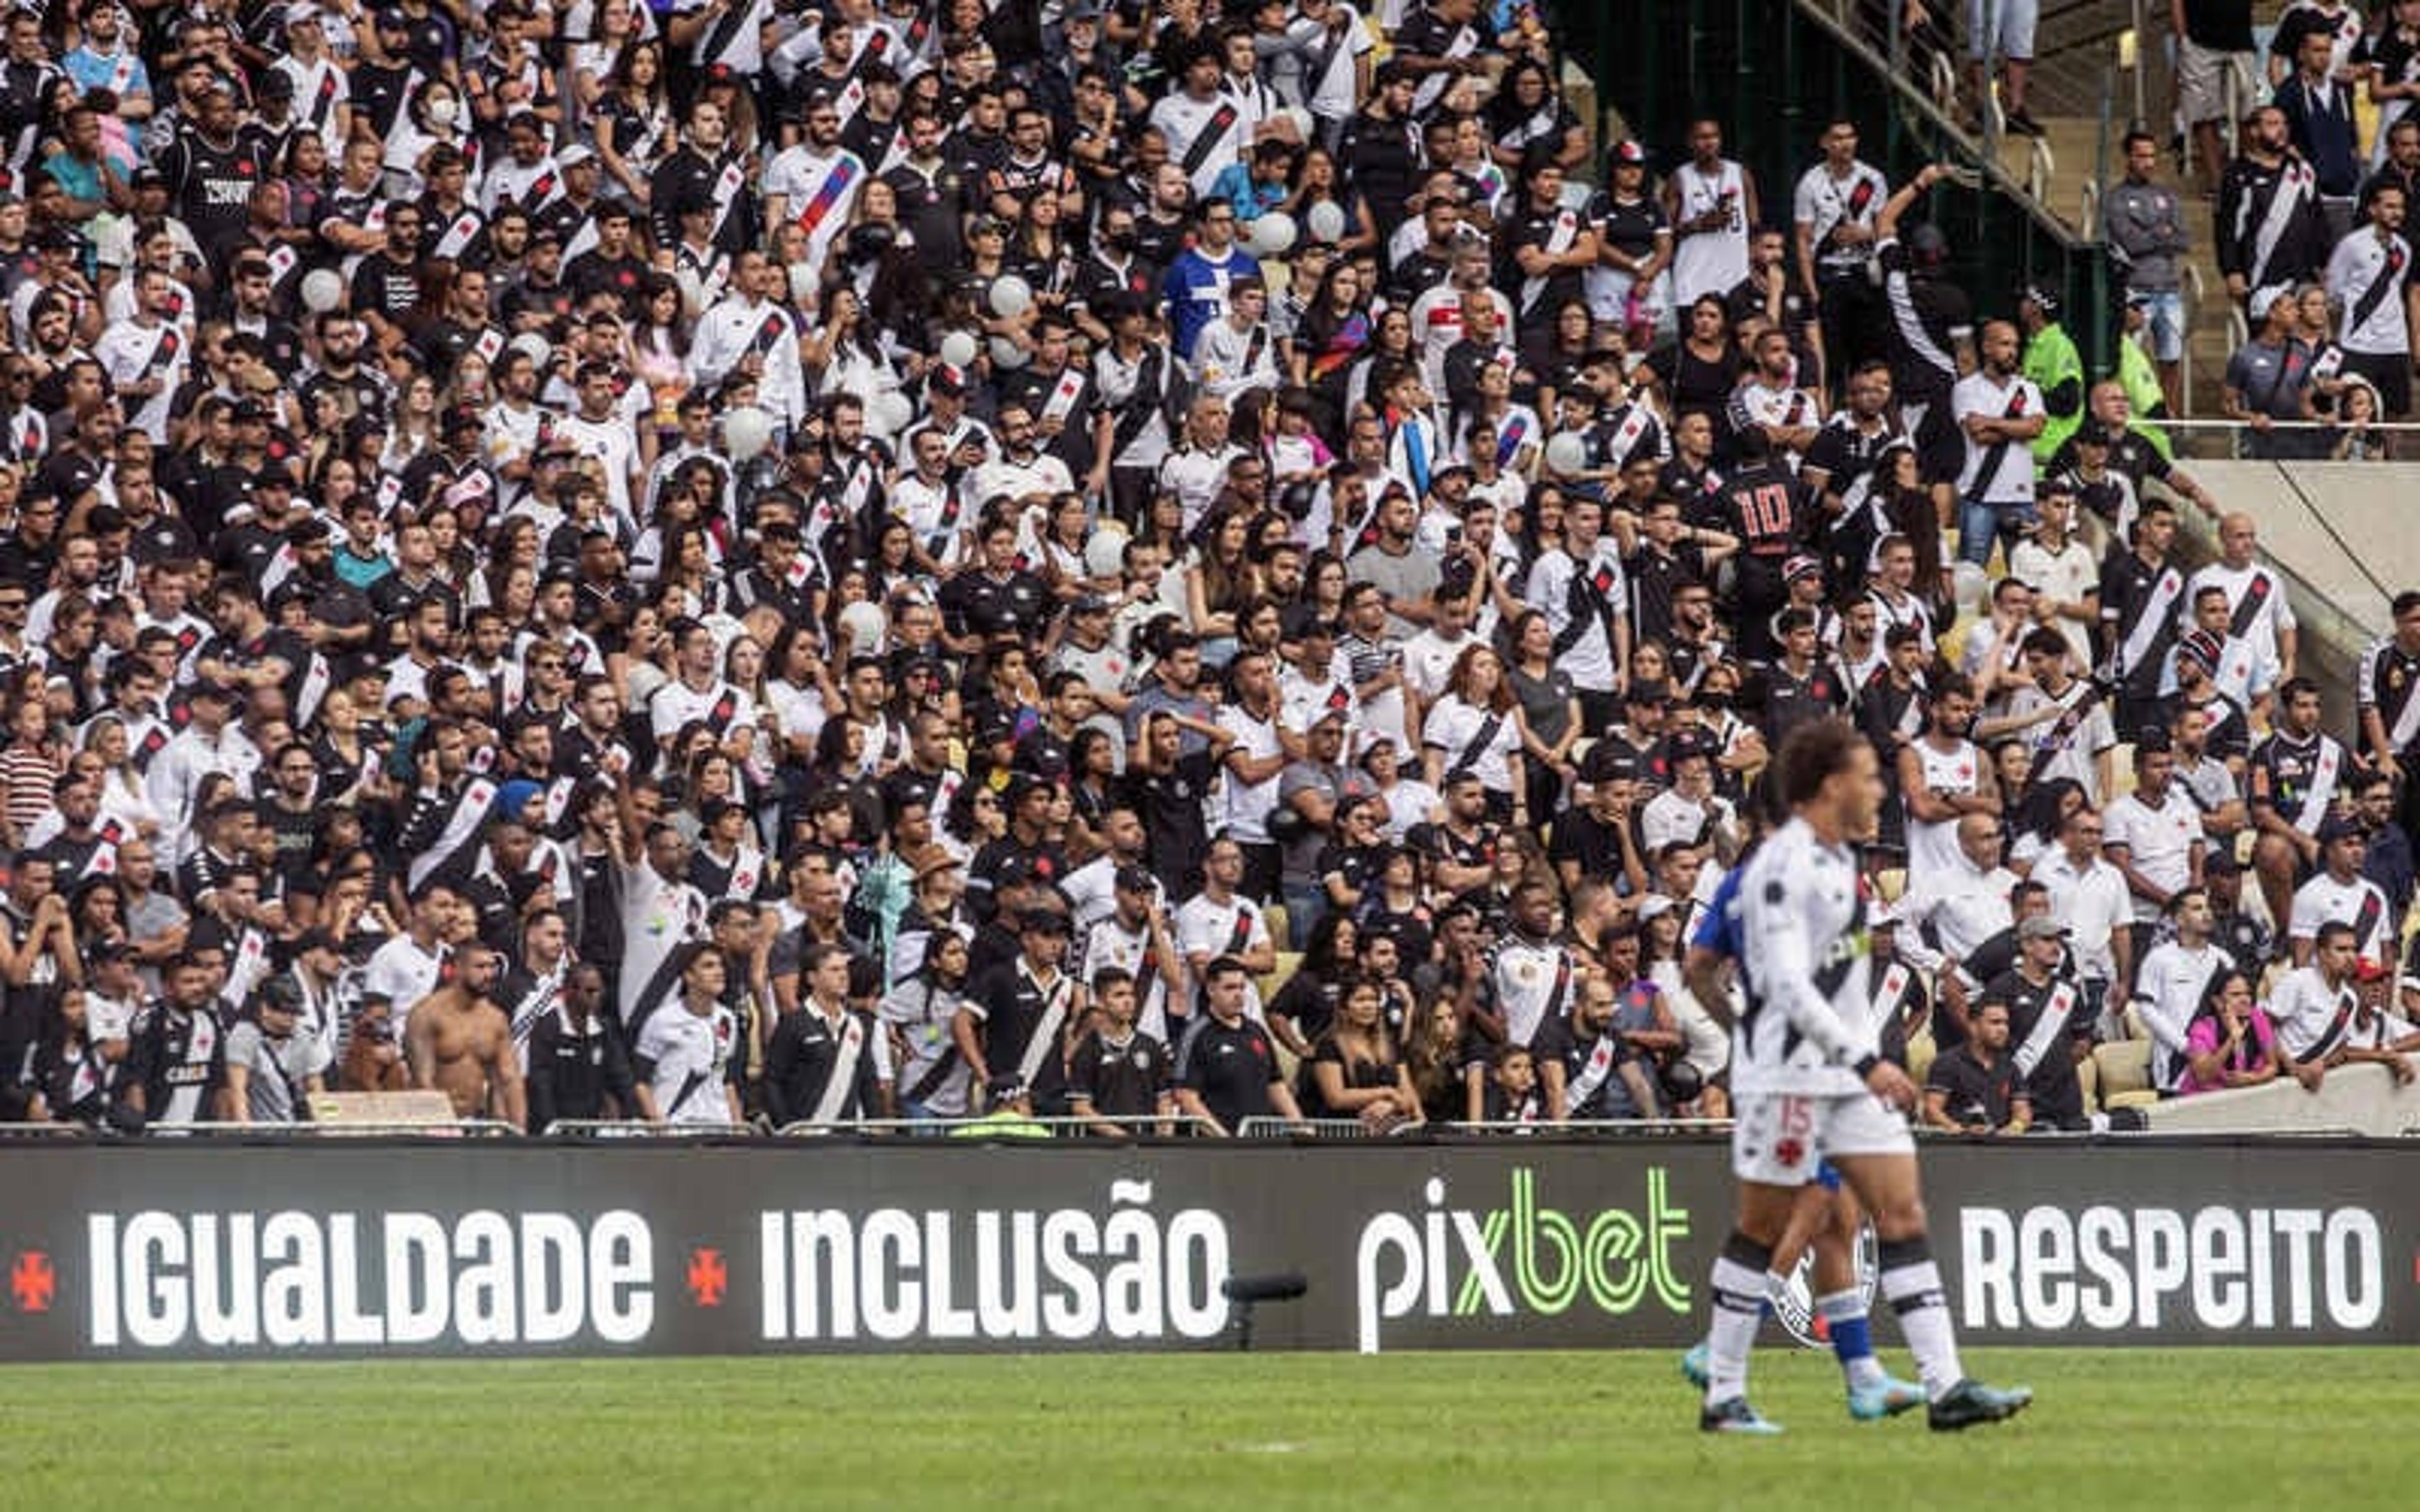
[3,1348,2411,1509]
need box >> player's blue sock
[1816,1290,1886,1391]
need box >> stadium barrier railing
[1234,1117,1404,1139]
[544,1120,752,1138]
[777,1115,1220,1138]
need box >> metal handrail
[163,1120,523,1137]
[1794,0,2097,253]
[1235,1116,1415,1138]
[2181,260,2205,416]
[2079,177,2101,239]
[1443,1118,1736,1134]
[544,1120,750,1137]
[778,1115,1221,1137]
[2025,135,2056,204]
[0,1121,90,1137]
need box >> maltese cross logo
[686,1248,728,1308]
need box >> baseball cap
[558,142,597,168]
[1611,139,1647,166]
[1783,552,1824,584]
[1113,863,1156,896]
[2249,285,2286,323]
[2016,916,2070,942]
[1071,592,1112,616]
[1018,907,1070,937]
[2356,958,2392,984]
[2318,813,2363,845]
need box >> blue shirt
[1161,243,1260,365]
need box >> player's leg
[1831,1121,2032,1430]
[1809,1182,1924,1419]
[1680,1177,1827,1391]
[1701,1090,1812,1433]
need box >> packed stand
[0,0,2409,1142]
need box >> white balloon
[787,261,818,306]
[938,330,979,369]
[300,269,344,314]
[838,600,887,657]
[867,389,914,440]
[722,405,774,463]
[1305,200,1346,244]
[989,273,1034,318]
[989,335,1030,369]
[1542,432,1589,477]
[1284,106,1315,144]
[1247,211,1298,259]
[1952,559,1989,613]
[1084,518,1131,580]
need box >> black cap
[2318,814,2363,845]
[1113,863,1156,895]
[1018,907,1070,936]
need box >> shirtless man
[406,945,527,1125]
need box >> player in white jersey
[1678,811,1925,1424]
[1697,718,2031,1434]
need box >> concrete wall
[2143,1059,2420,1137]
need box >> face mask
[427,98,459,129]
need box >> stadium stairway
[1990,108,2235,418]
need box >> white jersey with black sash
[1492,934,1575,1049]
[2269,965,2360,1063]
[1729,816,1881,1096]
[617,861,709,1034]
[2324,226,2414,357]
[635,1002,736,1126]
[396,774,500,892]
[2358,632,2420,757]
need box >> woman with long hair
[381,369,444,474]
[1182,505,1257,667]
[1489,58,1591,172]
[1403,994,1477,1124]
[593,33,672,205]
[879,930,977,1120]
[2005,776,2084,876]
[1506,608,1581,823]
[1268,910,1359,1048]
[2179,968,2280,1094]
[1420,643,1528,824]
[1285,143,1376,256]
[1298,974,1422,1127]
[76,716,163,840]
[0,692,62,849]
[1647,294,1743,428]
[26,987,110,1128]
[1289,258,1371,436]
[1342,304,1415,421]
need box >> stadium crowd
[0,0,2412,1143]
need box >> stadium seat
[2074,1052,2099,1110]
[1874,868,1906,904]
[2094,1040,2157,1110]
[1263,904,1289,952]
[1904,1026,1937,1088]
[1260,951,1302,1004]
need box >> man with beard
[1896,670,1993,881]
[650,98,752,256]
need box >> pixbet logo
[1354,1168,1691,1353]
